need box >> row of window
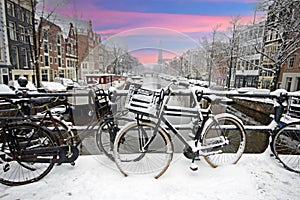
[10,46,28,68]
[7,1,33,25]
[236,59,260,71]
[40,55,63,68]
[238,27,264,41]
[8,21,33,44]
[41,69,65,81]
[42,29,62,44]
[41,41,63,55]
[40,55,78,68]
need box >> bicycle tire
[113,121,173,179]
[272,121,300,173]
[202,114,246,168]
[0,122,57,186]
[96,118,117,161]
[96,117,131,161]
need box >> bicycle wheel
[202,115,246,168]
[39,118,77,146]
[0,122,57,186]
[96,118,118,161]
[272,121,300,173]
[113,121,173,179]
[96,117,131,161]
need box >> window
[286,77,292,92]
[0,41,2,61]
[19,26,26,42]
[59,69,65,77]
[8,22,17,40]
[50,56,53,64]
[11,46,19,68]
[25,11,31,24]
[43,29,48,40]
[58,58,61,67]
[58,46,61,55]
[44,41,48,53]
[297,78,300,91]
[16,7,23,20]
[7,2,14,16]
[50,69,54,81]
[41,69,48,81]
[44,55,49,66]
[21,48,28,68]
[57,35,61,44]
[288,56,295,68]
[27,29,33,45]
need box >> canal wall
[229,97,275,153]
[232,97,274,116]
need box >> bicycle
[0,94,82,186]
[236,90,300,174]
[1,85,77,152]
[0,82,130,186]
[113,80,246,178]
[95,87,134,161]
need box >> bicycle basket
[94,88,111,119]
[125,85,163,117]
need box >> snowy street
[1,149,299,200]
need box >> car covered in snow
[40,81,67,93]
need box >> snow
[1,149,299,200]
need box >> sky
[41,0,260,64]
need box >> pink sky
[50,0,259,63]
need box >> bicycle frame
[135,84,228,155]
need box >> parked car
[0,84,15,96]
[54,77,74,90]
[8,80,38,93]
[40,81,67,93]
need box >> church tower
[157,41,163,64]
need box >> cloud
[54,0,256,39]
[67,8,254,36]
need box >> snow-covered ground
[1,149,299,200]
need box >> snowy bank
[1,149,299,200]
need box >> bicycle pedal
[194,157,200,161]
[70,162,75,166]
[190,163,198,171]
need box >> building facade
[261,0,300,90]
[37,18,66,81]
[5,0,35,82]
[0,0,10,84]
[235,22,264,88]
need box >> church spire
[157,40,163,64]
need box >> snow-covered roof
[36,11,91,38]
